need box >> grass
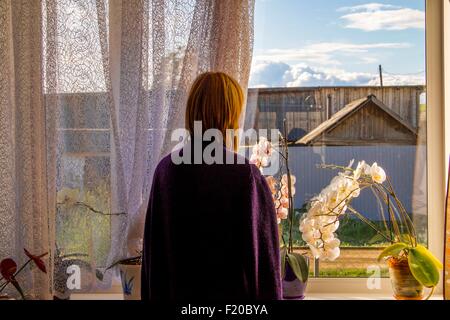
[282,206,427,248]
[292,247,390,278]
[318,268,389,278]
[282,207,397,278]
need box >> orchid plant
[250,137,295,224]
[250,121,308,284]
[302,161,442,293]
[0,249,48,300]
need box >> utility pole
[379,65,384,88]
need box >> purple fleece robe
[141,145,282,301]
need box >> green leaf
[10,278,25,300]
[287,253,309,283]
[368,233,385,245]
[280,247,287,279]
[415,245,443,270]
[377,243,408,262]
[96,269,104,281]
[408,247,440,288]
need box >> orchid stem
[347,206,393,243]
[283,120,295,254]
[14,259,32,277]
[0,281,8,292]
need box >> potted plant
[250,120,309,300]
[118,254,142,300]
[101,242,142,300]
[301,161,442,300]
[53,245,93,300]
[0,249,48,300]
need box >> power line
[382,69,425,76]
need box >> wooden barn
[281,94,420,219]
[244,85,425,142]
[296,94,418,146]
[245,87,423,218]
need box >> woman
[141,72,281,301]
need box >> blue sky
[249,0,426,87]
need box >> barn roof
[296,94,417,145]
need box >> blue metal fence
[288,145,417,220]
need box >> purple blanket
[141,146,281,301]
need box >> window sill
[304,293,443,300]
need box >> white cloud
[338,3,425,31]
[284,64,375,87]
[368,73,425,86]
[337,3,400,12]
[249,61,424,88]
[248,61,291,87]
[254,42,411,65]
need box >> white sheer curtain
[106,0,255,270]
[0,0,254,299]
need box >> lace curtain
[0,0,52,299]
[107,0,255,264]
[0,0,254,299]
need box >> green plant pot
[388,258,424,300]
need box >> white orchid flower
[323,247,340,261]
[277,207,289,220]
[370,162,387,184]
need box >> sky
[249,0,426,88]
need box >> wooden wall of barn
[245,86,425,137]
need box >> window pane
[51,92,112,293]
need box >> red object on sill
[0,258,17,281]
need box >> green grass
[281,207,391,248]
[282,206,427,248]
[318,268,389,278]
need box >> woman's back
[141,146,282,301]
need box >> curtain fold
[0,0,52,299]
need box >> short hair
[185,72,244,150]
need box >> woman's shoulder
[153,152,176,176]
[154,147,265,180]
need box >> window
[247,0,428,281]
[43,1,113,293]
[51,0,448,297]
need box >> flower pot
[282,258,309,300]
[119,263,141,300]
[388,258,424,300]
